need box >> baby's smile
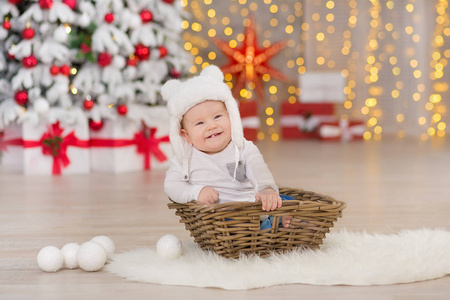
[206,132,223,139]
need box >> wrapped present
[280,102,335,139]
[21,119,90,175]
[299,71,346,103]
[89,110,171,173]
[239,101,259,141]
[0,123,24,172]
[319,119,365,141]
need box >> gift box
[0,123,24,172]
[318,119,365,142]
[22,119,90,175]
[299,72,346,103]
[89,111,171,173]
[239,101,259,141]
[280,102,336,139]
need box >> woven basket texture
[168,187,346,259]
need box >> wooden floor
[1,137,449,300]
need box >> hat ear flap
[200,65,224,81]
[161,79,181,101]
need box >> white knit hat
[161,65,244,166]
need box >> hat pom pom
[161,79,181,101]
[200,65,224,81]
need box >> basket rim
[167,187,346,213]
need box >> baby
[162,65,291,228]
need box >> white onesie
[164,140,279,204]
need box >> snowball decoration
[61,243,80,269]
[53,25,69,43]
[156,234,183,259]
[37,246,64,272]
[33,98,50,114]
[91,236,115,259]
[77,241,107,272]
[112,56,125,69]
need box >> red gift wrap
[280,102,335,139]
[319,119,365,141]
[239,101,259,141]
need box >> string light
[182,0,448,141]
[430,0,448,138]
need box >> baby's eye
[214,114,222,120]
[195,121,204,126]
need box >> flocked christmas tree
[0,0,191,131]
[0,0,79,128]
[0,0,24,128]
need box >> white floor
[0,137,449,299]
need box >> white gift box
[0,123,24,172]
[90,108,171,173]
[299,72,346,103]
[22,118,90,175]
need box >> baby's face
[181,100,232,154]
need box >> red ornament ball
[170,68,181,79]
[140,9,153,23]
[14,90,28,106]
[126,55,138,67]
[83,99,94,110]
[134,44,150,60]
[159,46,168,58]
[162,0,174,4]
[50,65,60,75]
[98,52,112,67]
[89,119,104,131]
[104,12,114,23]
[39,0,53,9]
[60,65,70,76]
[3,21,11,30]
[22,55,37,68]
[62,0,77,10]
[117,104,128,115]
[22,27,35,39]
[8,0,23,4]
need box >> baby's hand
[255,188,282,211]
[198,187,219,205]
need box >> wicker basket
[168,187,346,259]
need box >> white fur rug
[106,229,450,290]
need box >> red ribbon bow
[133,127,170,170]
[22,122,89,175]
